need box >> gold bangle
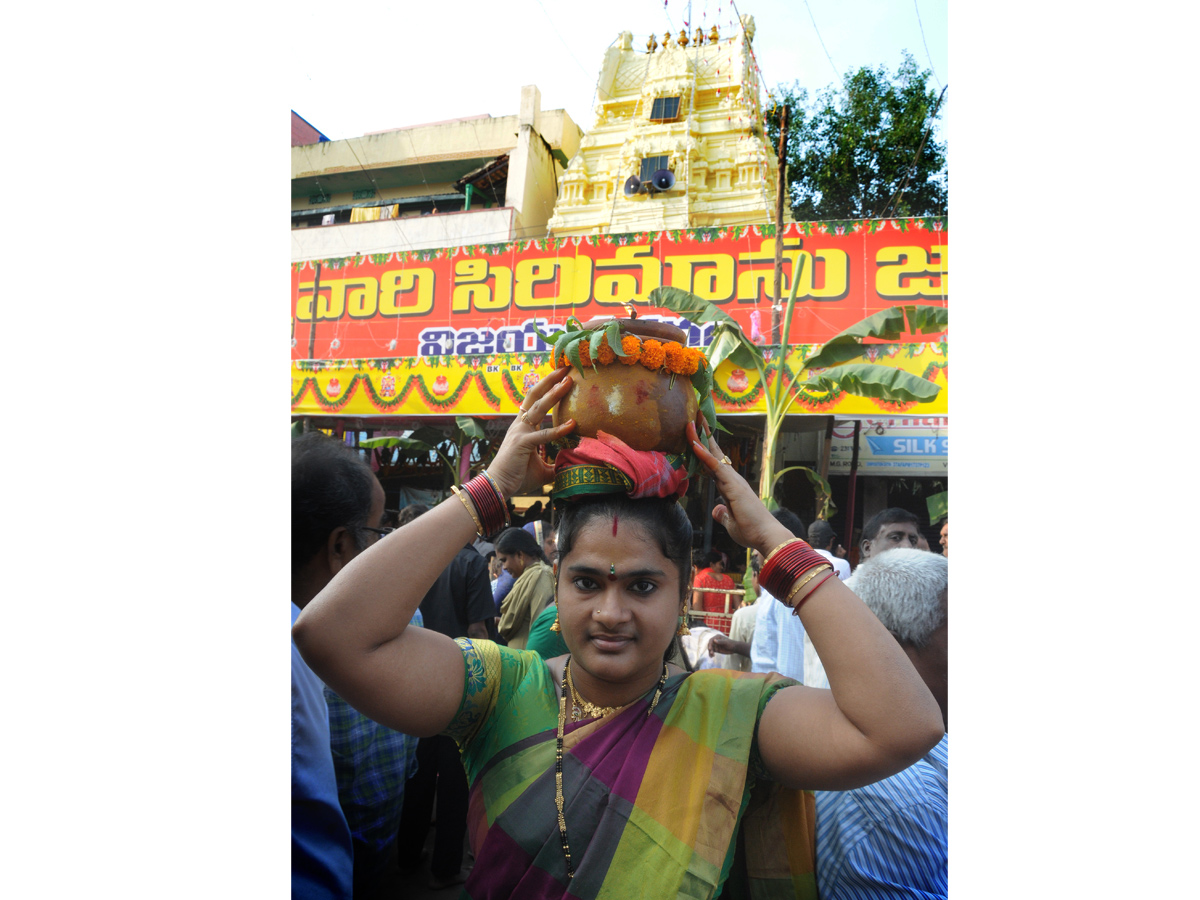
[763,537,805,567]
[784,564,833,607]
[450,485,484,537]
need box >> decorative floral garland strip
[871,398,918,412]
[709,363,848,410]
[712,378,765,407]
[292,377,313,407]
[295,219,947,270]
[472,371,503,410]
[413,372,474,411]
[500,370,527,406]
[359,373,419,411]
[920,361,948,382]
[299,374,365,411]
[293,345,946,413]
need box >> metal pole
[770,104,789,345]
[845,421,861,565]
[702,473,715,556]
[307,261,323,360]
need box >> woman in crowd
[494,526,555,650]
[294,368,943,899]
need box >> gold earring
[677,603,691,636]
[550,585,561,632]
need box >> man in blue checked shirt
[324,621,422,896]
[292,432,421,899]
[815,548,948,900]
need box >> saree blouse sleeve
[442,637,557,765]
[747,673,801,783]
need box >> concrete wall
[290,207,515,261]
[507,127,563,240]
[293,109,581,179]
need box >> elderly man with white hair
[814,548,948,900]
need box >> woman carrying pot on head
[293,368,944,900]
[494,525,555,650]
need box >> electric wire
[913,0,943,91]
[880,83,947,219]
[801,0,839,81]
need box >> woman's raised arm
[292,370,576,736]
[686,422,944,791]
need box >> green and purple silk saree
[445,638,817,899]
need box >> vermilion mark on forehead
[612,515,619,537]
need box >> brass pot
[552,318,698,453]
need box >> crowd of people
[292,369,949,899]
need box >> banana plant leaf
[771,465,838,519]
[455,416,486,441]
[707,321,764,371]
[360,435,436,454]
[647,286,741,326]
[648,286,762,370]
[926,491,948,524]
[805,305,948,369]
[805,363,942,402]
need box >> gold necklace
[555,658,669,880]
[565,661,623,721]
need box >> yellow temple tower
[547,14,790,236]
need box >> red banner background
[291,219,947,361]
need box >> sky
[290,0,947,143]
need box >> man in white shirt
[807,520,851,581]
[805,507,925,688]
[748,507,808,681]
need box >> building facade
[548,16,787,236]
[292,86,582,260]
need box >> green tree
[766,52,947,220]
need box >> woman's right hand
[485,367,577,499]
[686,420,795,555]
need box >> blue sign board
[866,436,949,456]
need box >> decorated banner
[291,218,947,363]
[291,341,948,419]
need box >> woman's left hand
[486,368,577,499]
[686,420,793,555]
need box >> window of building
[649,96,681,122]
[640,155,670,183]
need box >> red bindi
[612,515,619,537]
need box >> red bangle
[791,571,835,616]
[480,470,511,527]
[760,539,826,599]
[461,474,508,538]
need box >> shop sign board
[828,417,948,476]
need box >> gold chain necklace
[565,661,623,721]
[555,658,668,880]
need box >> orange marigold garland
[639,339,666,370]
[595,336,616,366]
[548,325,705,378]
[662,341,691,375]
[618,334,642,365]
